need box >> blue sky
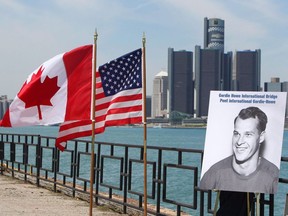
[1,0,288,98]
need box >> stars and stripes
[99,49,142,96]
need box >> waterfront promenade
[0,174,126,216]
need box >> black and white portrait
[200,91,287,194]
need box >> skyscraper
[232,49,261,91]
[195,46,232,117]
[0,95,9,119]
[167,48,194,116]
[264,77,288,116]
[146,95,152,118]
[204,17,225,52]
[223,52,233,90]
[264,77,281,92]
[282,82,288,117]
[195,17,231,117]
[152,70,168,118]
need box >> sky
[1,0,288,99]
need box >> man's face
[232,117,264,163]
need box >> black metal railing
[0,132,287,216]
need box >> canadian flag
[0,45,92,127]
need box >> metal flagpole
[89,30,98,216]
[142,33,148,216]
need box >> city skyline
[1,0,288,99]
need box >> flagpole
[89,30,98,216]
[142,33,148,216]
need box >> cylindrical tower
[204,17,225,52]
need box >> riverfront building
[195,47,223,117]
[264,77,282,91]
[264,77,288,116]
[167,48,194,117]
[146,96,152,118]
[195,17,233,117]
[232,49,261,91]
[0,95,10,119]
[152,71,168,118]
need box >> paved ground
[0,174,126,216]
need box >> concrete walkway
[0,174,126,216]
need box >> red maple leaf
[18,66,60,120]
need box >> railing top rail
[0,133,204,153]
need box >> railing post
[23,135,28,181]
[284,194,288,216]
[53,141,58,192]
[95,143,101,204]
[0,140,4,161]
[11,136,15,177]
[36,135,42,186]
[72,141,78,197]
[0,137,4,174]
[199,191,204,216]
[260,193,264,216]
[156,149,162,214]
[123,146,129,214]
[139,147,144,208]
[269,194,274,216]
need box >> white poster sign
[200,91,287,194]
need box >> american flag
[56,48,143,151]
